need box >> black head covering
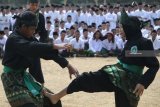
[28,0,39,3]
[120,8,142,40]
[13,11,38,28]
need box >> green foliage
[0,0,159,7]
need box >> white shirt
[116,39,127,50]
[141,28,151,38]
[67,11,78,22]
[149,11,158,20]
[101,29,111,36]
[9,14,16,30]
[70,38,84,49]
[59,27,66,35]
[54,37,69,52]
[78,13,88,23]
[150,37,160,50]
[65,21,74,29]
[87,14,96,26]
[134,9,143,17]
[157,34,160,39]
[58,11,67,21]
[149,11,159,26]
[114,34,122,43]
[0,15,10,30]
[0,35,8,51]
[156,9,160,18]
[50,11,59,23]
[89,38,102,52]
[102,39,117,51]
[88,32,94,38]
[95,14,105,27]
[127,11,135,16]
[105,12,117,30]
[81,35,90,43]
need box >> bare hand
[67,64,79,79]
[133,83,145,97]
[64,44,72,50]
[53,43,71,50]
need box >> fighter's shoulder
[140,37,152,43]
[140,37,153,49]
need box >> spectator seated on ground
[70,30,85,56]
[88,30,103,56]
[101,32,118,56]
[0,30,7,58]
[81,29,90,50]
[149,30,160,54]
[54,30,70,57]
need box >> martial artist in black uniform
[26,0,49,88]
[44,9,159,107]
[1,11,78,107]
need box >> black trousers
[67,70,134,107]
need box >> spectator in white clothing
[105,6,117,30]
[116,31,127,51]
[67,26,75,42]
[46,21,54,36]
[67,5,78,23]
[81,29,90,50]
[157,28,160,39]
[101,22,111,37]
[88,30,103,56]
[0,30,7,58]
[4,27,12,37]
[154,18,160,30]
[0,8,10,31]
[65,15,74,29]
[101,32,117,56]
[54,30,70,57]
[141,21,151,38]
[150,30,160,51]
[87,25,94,38]
[87,8,96,26]
[70,30,84,56]
[95,8,105,27]
[59,21,66,34]
[9,7,16,31]
[114,26,121,42]
[49,31,59,43]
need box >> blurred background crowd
[0,1,160,58]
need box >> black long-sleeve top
[2,30,68,79]
[118,37,159,89]
[36,12,48,43]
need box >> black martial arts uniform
[63,9,159,107]
[1,29,68,107]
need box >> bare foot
[43,90,59,104]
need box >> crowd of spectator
[0,2,160,58]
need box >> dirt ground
[0,57,160,107]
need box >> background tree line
[0,0,159,7]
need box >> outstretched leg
[44,70,116,104]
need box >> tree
[46,0,51,5]
[94,0,98,5]
[64,0,68,5]
[104,0,107,5]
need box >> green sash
[3,66,42,96]
[118,60,144,75]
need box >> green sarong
[1,66,43,107]
[101,62,144,107]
